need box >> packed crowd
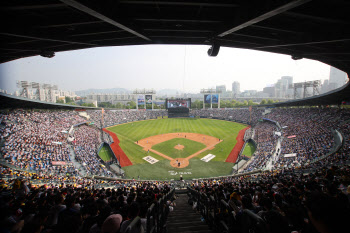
[72,126,112,177]
[241,108,350,172]
[87,110,167,128]
[0,106,350,233]
[0,111,85,175]
[190,108,264,125]
[244,122,278,171]
[268,108,337,169]
[190,165,350,233]
[0,175,174,233]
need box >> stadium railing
[187,186,268,233]
[146,188,175,233]
[125,217,143,233]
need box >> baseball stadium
[1,1,350,233]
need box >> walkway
[67,144,87,176]
[167,194,214,233]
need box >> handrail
[125,216,143,233]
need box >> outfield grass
[98,144,113,162]
[242,141,256,157]
[152,138,206,159]
[108,118,247,179]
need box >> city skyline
[0,45,342,95]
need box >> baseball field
[107,118,248,180]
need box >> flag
[249,105,252,112]
[101,108,105,114]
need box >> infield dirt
[137,133,221,168]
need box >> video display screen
[204,94,218,104]
[166,99,191,109]
[145,95,152,104]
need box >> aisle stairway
[67,144,87,176]
[167,194,214,233]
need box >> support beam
[254,38,350,49]
[218,0,312,37]
[0,32,98,46]
[119,1,239,8]
[283,12,350,25]
[60,0,151,41]
[0,4,66,11]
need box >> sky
[0,45,332,94]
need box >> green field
[152,138,206,158]
[98,144,114,162]
[242,141,256,158]
[107,118,247,180]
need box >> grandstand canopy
[1,0,350,106]
[1,1,350,72]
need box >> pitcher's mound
[174,144,184,150]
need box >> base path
[225,126,251,163]
[103,128,133,167]
[137,133,221,168]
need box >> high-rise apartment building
[329,67,348,88]
[232,81,240,97]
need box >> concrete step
[167,224,211,233]
[167,220,206,228]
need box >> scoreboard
[166,98,191,109]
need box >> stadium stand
[1,107,350,233]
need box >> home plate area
[143,156,159,164]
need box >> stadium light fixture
[208,42,220,57]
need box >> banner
[287,135,296,138]
[137,95,145,105]
[284,153,297,158]
[52,161,67,166]
[145,95,152,104]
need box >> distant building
[263,86,275,97]
[232,81,240,97]
[241,90,257,97]
[216,85,226,93]
[275,76,293,98]
[321,67,348,94]
[329,67,347,89]
[86,93,136,104]
[321,79,330,94]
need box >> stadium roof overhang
[1,0,350,107]
[0,93,98,110]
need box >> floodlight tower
[42,84,58,103]
[42,84,51,102]
[313,80,321,96]
[50,85,58,103]
[31,82,41,101]
[290,83,303,99]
